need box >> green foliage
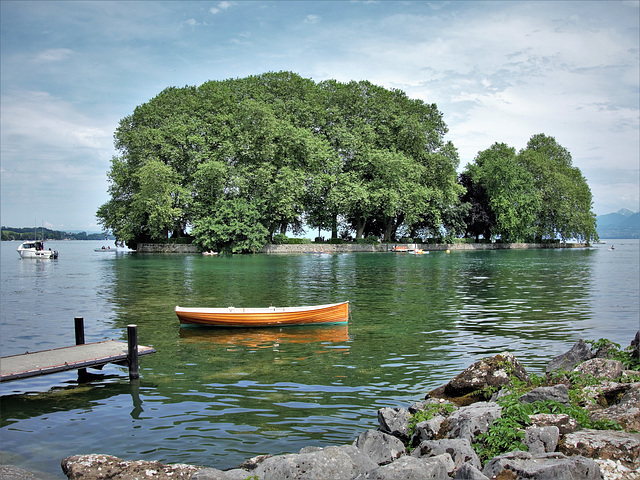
[408,402,456,438]
[474,416,527,464]
[96,73,596,248]
[461,134,597,243]
[272,233,288,245]
[584,338,640,371]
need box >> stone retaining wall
[135,242,588,254]
[262,242,589,254]
[136,243,200,253]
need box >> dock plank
[0,340,156,382]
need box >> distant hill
[0,226,114,241]
[596,209,639,239]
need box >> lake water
[1,240,638,478]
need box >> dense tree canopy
[97,72,597,251]
[461,134,597,243]
[97,72,462,251]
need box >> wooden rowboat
[175,301,349,327]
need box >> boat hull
[17,241,58,259]
[175,301,349,327]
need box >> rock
[524,426,560,455]
[546,339,594,373]
[441,402,502,444]
[631,331,639,359]
[236,453,271,470]
[408,398,457,415]
[253,445,376,480]
[355,453,453,480]
[529,413,580,435]
[353,430,405,465]
[454,463,490,480]
[560,429,640,469]
[0,465,57,480]
[191,468,252,480]
[411,438,481,470]
[519,384,569,405]
[589,383,640,431]
[411,415,446,446]
[482,451,603,480]
[429,352,529,404]
[60,454,201,479]
[574,358,625,380]
[377,407,411,443]
[595,458,640,480]
[580,381,632,409]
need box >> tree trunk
[356,217,366,239]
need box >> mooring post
[127,324,139,380]
[74,317,88,380]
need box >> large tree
[461,135,597,243]
[518,134,597,242]
[465,143,541,242]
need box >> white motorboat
[17,240,58,259]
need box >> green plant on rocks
[408,402,456,438]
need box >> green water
[1,241,638,477]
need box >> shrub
[287,238,311,244]
[271,233,288,244]
[329,238,343,244]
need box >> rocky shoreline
[4,333,639,480]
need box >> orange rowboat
[175,301,349,327]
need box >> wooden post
[127,324,139,380]
[74,317,85,345]
[75,317,88,380]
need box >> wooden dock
[0,319,156,383]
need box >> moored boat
[175,301,349,327]
[16,240,58,259]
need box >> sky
[1,1,639,232]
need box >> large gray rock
[589,383,640,431]
[411,415,446,446]
[429,352,529,403]
[411,438,481,470]
[191,468,253,480]
[529,413,580,435]
[353,430,405,465]
[0,465,58,480]
[631,331,639,359]
[482,451,602,480]
[519,384,569,405]
[377,407,411,443]
[453,463,490,480]
[61,454,201,479]
[253,445,376,480]
[573,358,625,380]
[442,402,502,444]
[355,453,453,480]
[546,339,593,373]
[524,426,560,455]
[560,429,640,469]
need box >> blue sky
[1,1,638,231]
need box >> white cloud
[304,14,321,24]
[210,1,234,15]
[32,48,74,63]
[0,90,114,229]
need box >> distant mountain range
[596,209,639,239]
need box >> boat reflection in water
[179,324,350,350]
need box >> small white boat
[17,240,58,259]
